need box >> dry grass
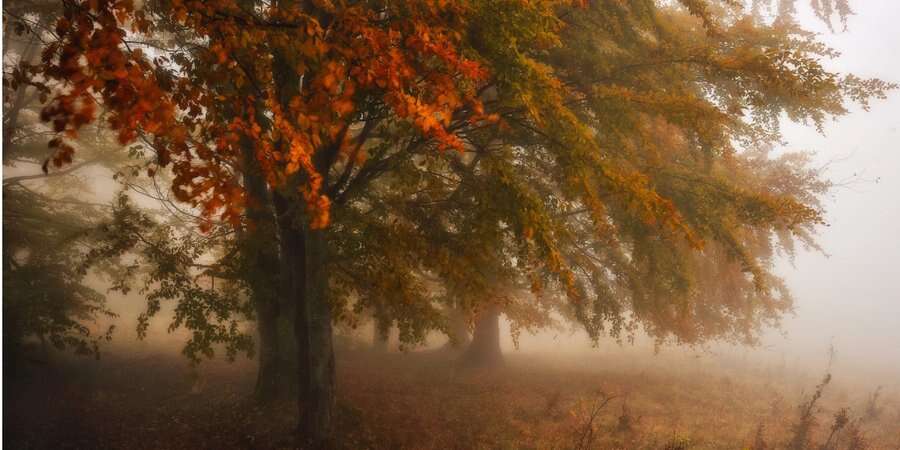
[4,344,899,449]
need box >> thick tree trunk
[300,228,336,446]
[240,138,284,403]
[244,236,283,402]
[269,3,339,441]
[254,298,281,401]
[372,320,390,352]
[461,305,503,368]
[274,192,335,447]
[443,307,471,350]
[371,303,391,352]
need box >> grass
[4,343,899,449]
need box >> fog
[489,2,900,384]
[11,0,899,380]
[767,1,900,376]
[5,1,900,448]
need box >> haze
[4,1,899,448]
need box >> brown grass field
[4,340,900,450]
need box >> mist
[4,1,900,449]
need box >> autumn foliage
[10,0,894,444]
[26,0,500,230]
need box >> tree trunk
[300,228,336,446]
[244,235,283,402]
[443,307,471,350]
[274,192,335,447]
[254,297,281,401]
[372,320,390,352]
[268,2,339,440]
[461,305,503,368]
[371,303,391,352]
[239,136,284,403]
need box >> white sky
[769,0,900,373]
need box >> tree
[21,1,501,443]
[2,20,121,368]
[2,181,116,370]
[340,0,888,367]
[443,0,890,365]
[6,0,302,401]
[2,31,254,375]
[4,3,278,393]
[21,0,893,445]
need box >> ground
[4,344,899,449]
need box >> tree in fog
[2,17,121,368]
[17,0,892,445]
[342,0,881,365]
[3,3,266,384]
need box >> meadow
[6,338,898,450]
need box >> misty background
[5,0,898,382]
[493,1,900,381]
[766,0,900,376]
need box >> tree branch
[3,158,102,186]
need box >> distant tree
[2,20,121,369]
[2,180,116,370]
[349,0,883,365]
[3,4,267,385]
[19,0,892,445]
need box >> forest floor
[4,344,900,450]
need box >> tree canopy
[8,0,893,444]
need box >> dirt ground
[4,345,900,449]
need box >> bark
[269,2,340,442]
[253,290,281,402]
[300,228,336,446]
[239,131,283,402]
[461,305,503,368]
[371,303,391,352]
[274,192,335,447]
[443,307,472,350]
[372,320,390,352]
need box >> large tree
[18,0,892,446]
